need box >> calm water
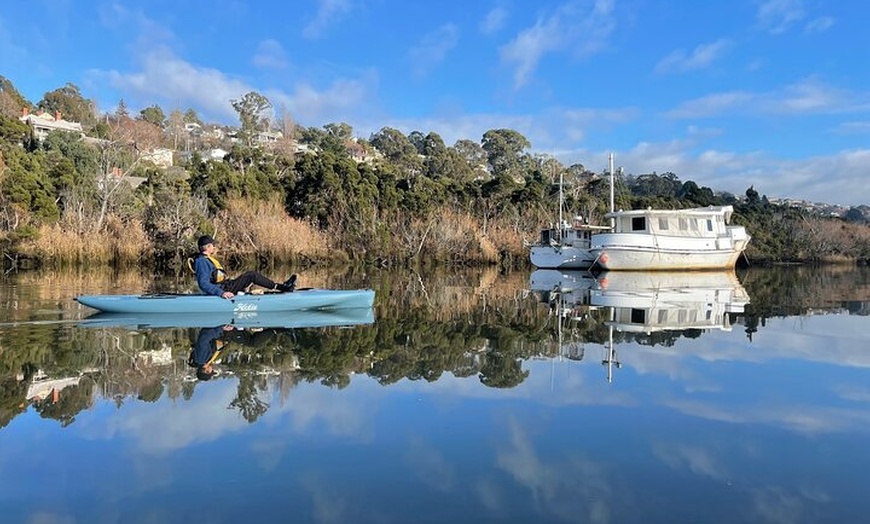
[1,265,869,524]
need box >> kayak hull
[76,289,375,314]
[79,308,375,329]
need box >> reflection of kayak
[79,308,375,329]
[76,288,375,314]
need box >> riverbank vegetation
[2,77,869,271]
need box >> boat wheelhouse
[590,205,750,270]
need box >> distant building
[206,148,229,160]
[141,147,174,168]
[255,130,283,143]
[19,108,85,140]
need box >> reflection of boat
[529,155,615,269]
[590,206,751,270]
[529,269,596,308]
[79,308,375,329]
[76,288,376,314]
[591,271,750,333]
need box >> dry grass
[26,215,151,266]
[213,198,334,264]
[417,209,500,264]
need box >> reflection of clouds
[26,513,76,524]
[752,488,807,524]
[94,383,246,453]
[250,437,286,472]
[405,436,455,492]
[652,441,728,481]
[496,417,612,523]
[475,477,505,515]
[86,377,382,454]
[831,384,870,402]
[300,474,349,524]
[663,398,870,435]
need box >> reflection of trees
[479,352,529,389]
[33,378,95,427]
[4,265,866,429]
[229,374,269,424]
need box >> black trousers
[220,271,277,293]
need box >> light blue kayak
[76,288,375,314]
[79,308,375,329]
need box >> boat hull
[76,289,375,314]
[79,308,375,329]
[591,232,749,270]
[530,246,596,269]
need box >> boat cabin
[605,206,735,237]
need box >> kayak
[79,308,375,329]
[75,288,375,314]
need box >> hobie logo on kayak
[234,303,258,312]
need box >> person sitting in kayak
[188,325,232,380]
[192,235,296,299]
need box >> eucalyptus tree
[0,75,31,118]
[37,83,97,129]
[231,91,272,146]
[481,128,531,183]
[370,127,422,181]
[138,105,166,128]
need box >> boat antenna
[609,153,615,229]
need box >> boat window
[657,309,668,324]
[658,218,669,230]
[631,217,646,231]
[630,308,645,324]
[679,218,688,230]
[706,219,714,232]
[691,220,699,231]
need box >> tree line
[1,75,868,270]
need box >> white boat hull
[591,228,750,271]
[530,245,596,269]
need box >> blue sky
[1,0,868,206]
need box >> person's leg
[223,271,278,293]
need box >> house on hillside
[19,108,85,140]
[141,147,174,168]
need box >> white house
[19,109,85,140]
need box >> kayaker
[192,235,296,299]
[188,325,232,380]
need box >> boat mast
[558,169,564,232]
[609,153,615,229]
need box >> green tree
[370,127,422,179]
[481,128,531,182]
[139,105,166,128]
[38,83,96,128]
[0,75,32,118]
[231,91,272,145]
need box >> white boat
[590,205,751,270]
[590,270,750,333]
[529,155,615,269]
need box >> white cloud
[805,16,835,34]
[756,0,805,34]
[654,39,732,75]
[666,79,868,119]
[480,6,508,34]
[500,0,616,89]
[91,47,377,126]
[252,39,289,70]
[409,24,460,78]
[303,0,353,39]
[831,121,870,135]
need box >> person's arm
[194,256,226,297]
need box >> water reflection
[2,266,870,522]
[531,269,752,383]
